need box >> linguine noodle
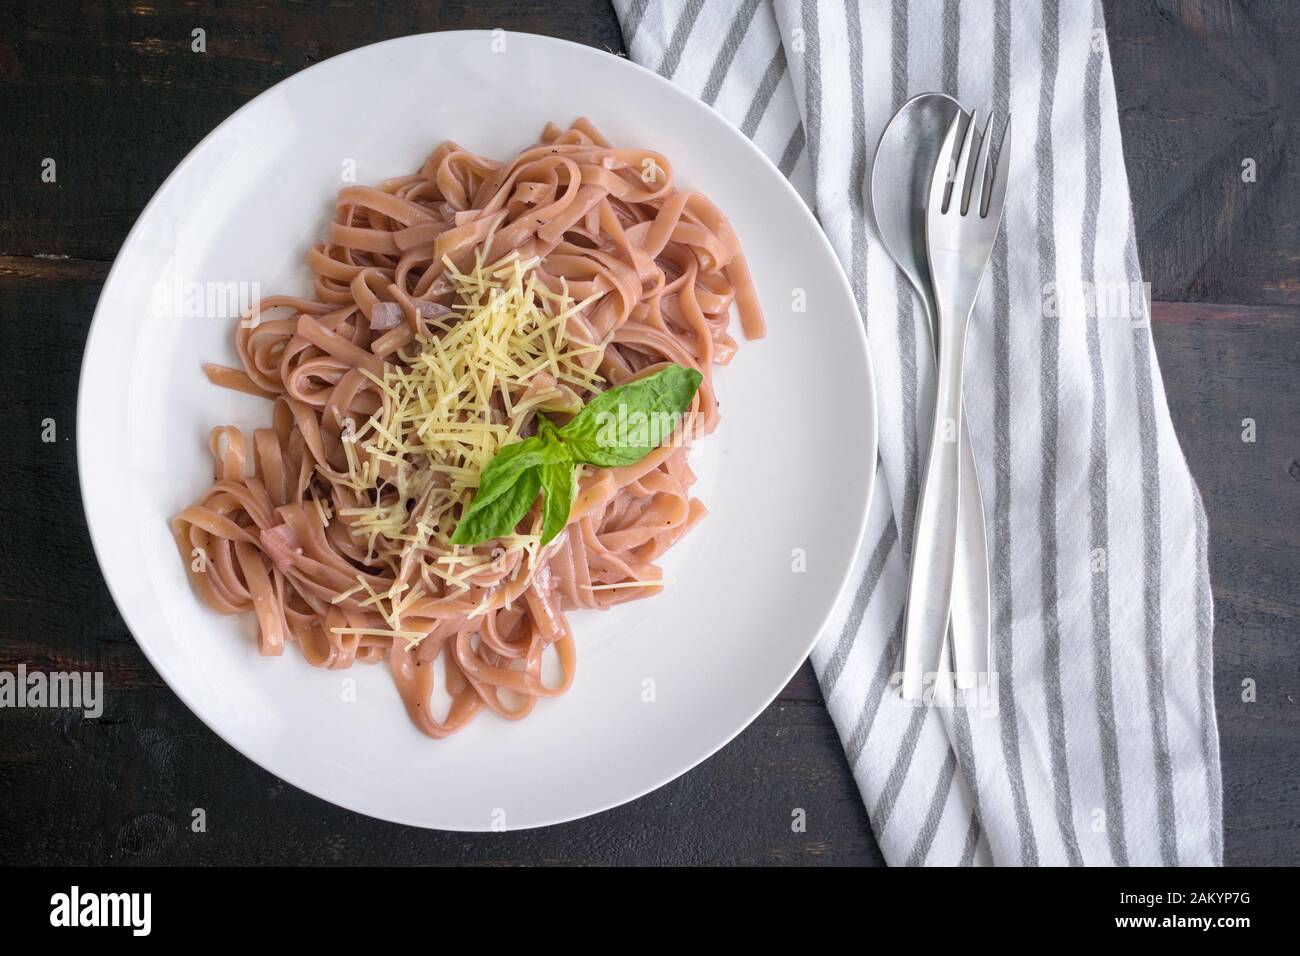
[173,118,762,737]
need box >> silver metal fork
[900,109,1011,702]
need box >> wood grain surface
[0,0,1294,866]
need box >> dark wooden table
[0,1,1294,866]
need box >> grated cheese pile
[332,249,604,608]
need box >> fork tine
[967,110,995,216]
[951,109,979,214]
[982,115,1012,220]
[929,111,963,216]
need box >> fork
[900,109,1011,702]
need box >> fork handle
[900,310,969,702]
[951,415,990,688]
[916,292,990,692]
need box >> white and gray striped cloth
[614,0,1222,866]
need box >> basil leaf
[536,413,561,443]
[538,455,575,545]
[448,435,567,545]
[448,465,542,545]
[449,365,701,546]
[534,417,575,545]
[557,365,703,467]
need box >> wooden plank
[0,1,628,261]
[1151,300,1300,866]
[1103,0,1300,306]
[0,685,879,866]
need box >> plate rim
[76,28,878,831]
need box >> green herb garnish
[449,364,703,546]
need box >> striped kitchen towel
[613,0,1222,866]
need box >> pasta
[173,118,763,737]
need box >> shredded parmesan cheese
[336,249,603,604]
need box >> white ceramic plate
[78,31,875,830]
